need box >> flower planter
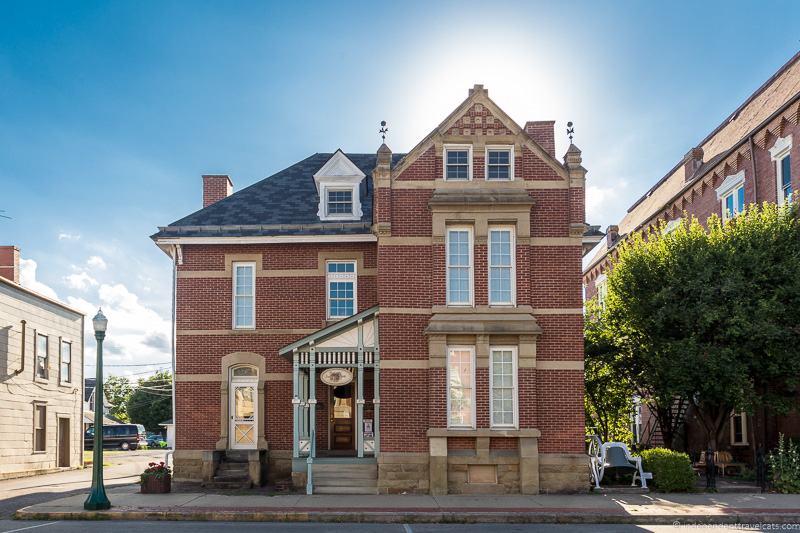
[140,473,171,494]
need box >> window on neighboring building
[595,274,608,310]
[731,411,748,445]
[446,227,473,305]
[447,347,475,429]
[488,227,515,305]
[326,188,354,216]
[33,404,46,452]
[486,146,513,180]
[35,333,48,380]
[779,154,793,205]
[444,145,472,180]
[490,347,518,428]
[327,261,356,319]
[60,340,71,384]
[722,184,745,222]
[232,262,255,329]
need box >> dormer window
[313,150,365,222]
[327,189,353,216]
[444,144,472,181]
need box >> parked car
[146,434,165,447]
[85,424,146,450]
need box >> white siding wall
[0,281,84,479]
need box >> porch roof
[278,305,379,356]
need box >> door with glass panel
[229,366,258,450]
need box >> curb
[15,508,800,525]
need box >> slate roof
[152,152,405,239]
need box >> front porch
[278,306,381,494]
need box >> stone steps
[312,462,378,495]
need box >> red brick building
[153,85,588,494]
[583,53,800,458]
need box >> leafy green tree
[104,375,133,422]
[602,203,800,451]
[584,300,634,443]
[127,370,173,433]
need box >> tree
[584,300,634,443]
[602,203,800,451]
[104,375,133,422]
[127,370,173,433]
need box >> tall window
[444,145,472,180]
[327,261,356,319]
[446,227,472,305]
[327,189,353,216]
[490,347,518,428]
[596,274,608,310]
[779,154,793,205]
[486,146,513,180]
[35,333,48,379]
[731,412,748,445]
[60,340,71,383]
[489,227,515,305]
[722,183,745,222]
[232,262,255,329]
[33,404,46,452]
[447,347,475,428]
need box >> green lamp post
[84,308,111,510]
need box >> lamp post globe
[84,308,111,510]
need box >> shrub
[640,448,695,492]
[769,433,800,494]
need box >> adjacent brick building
[153,85,589,494]
[583,52,800,458]
[0,246,85,479]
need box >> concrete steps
[313,462,378,495]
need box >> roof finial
[566,121,575,143]
[379,120,388,142]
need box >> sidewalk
[15,485,800,524]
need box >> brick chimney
[606,225,619,248]
[524,121,556,157]
[202,175,233,208]
[0,245,20,283]
[683,147,704,181]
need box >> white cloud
[63,271,98,291]
[86,255,107,270]
[18,258,59,300]
[58,232,81,241]
[586,181,630,225]
[67,282,172,376]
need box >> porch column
[373,315,380,455]
[308,344,317,458]
[292,351,300,459]
[356,319,365,458]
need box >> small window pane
[446,150,469,180]
[736,186,744,214]
[781,155,792,202]
[233,367,257,377]
[487,149,511,180]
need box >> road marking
[2,522,60,533]
[403,525,413,533]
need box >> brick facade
[158,85,588,493]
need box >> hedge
[640,448,695,492]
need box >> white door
[230,382,257,449]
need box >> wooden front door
[330,385,354,451]
[57,417,70,467]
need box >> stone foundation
[447,452,520,494]
[268,450,292,484]
[172,450,219,483]
[538,453,589,493]
[378,452,429,494]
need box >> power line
[86,362,171,367]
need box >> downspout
[13,319,26,375]
[168,244,180,464]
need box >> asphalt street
[0,450,165,518]
[0,522,775,533]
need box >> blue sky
[1,0,798,376]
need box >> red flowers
[141,461,171,479]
